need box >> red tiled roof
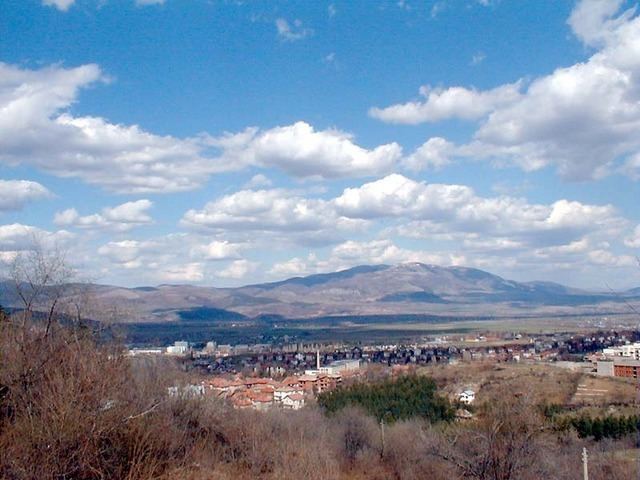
[281,376,300,386]
[249,392,273,403]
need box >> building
[596,360,614,376]
[319,359,360,375]
[596,359,640,378]
[281,393,304,410]
[602,342,640,360]
[613,360,640,378]
[166,341,190,355]
[127,347,163,356]
[458,389,476,405]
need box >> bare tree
[9,240,73,335]
[430,390,549,480]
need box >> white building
[127,348,163,356]
[319,359,360,375]
[166,341,190,355]
[281,393,305,410]
[602,342,640,360]
[458,389,475,405]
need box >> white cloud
[94,233,254,284]
[97,240,149,265]
[136,0,165,6]
[0,224,73,252]
[216,259,258,279]
[210,121,402,179]
[54,199,153,231]
[330,239,460,266]
[182,187,365,234]
[0,180,51,212]
[1,63,404,193]
[587,249,636,267]
[334,174,625,248]
[625,225,640,248]
[621,152,640,179]
[0,63,228,194]
[159,263,204,283]
[276,18,313,42]
[190,240,243,261]
[269,255,319,278]
[567,0,632,47]
[244,174,272,188]
[370,1,640,181]
[42,0,75,11]
[269,240,465,279]
[334,174,474,219]
[369,82,521,124]
[403,137,455,170]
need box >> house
[274,385,303,402]
[247,391,273,411]
[281,393,305,410]
[458,389,475,405]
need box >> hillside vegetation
[318,375,454,423]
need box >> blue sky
[1,0,639,289]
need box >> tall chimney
[317,349,320,370]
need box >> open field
[121,313,640,346]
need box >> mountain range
[4,263,637,323]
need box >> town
[131,328,640,412]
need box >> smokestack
[317,349,320,370]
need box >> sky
[0,0,639,289]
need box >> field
[120,312,640,346]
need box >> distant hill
[1,263,639,322]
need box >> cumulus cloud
[334,174,625,248]
[587,249,636,267]
[159,263,204,283]
[0,62,402,191]
[42,0,75,11]
[0,180,52,212]
[54,200,153,231]
[403,137,455,170]
[567,0,633,47]
[97,240,150,267]
[190,240,243,261]
[0,63,229,194]
[216,259,258,279]
[276,18,313,41]
[369,82,522,124]
[93,233,258,284]
[371,0,640,180]
[269,240,465,279]
[244,174,272,188]
[182,187,366,234]
[625,225,640,248]
[0,224,73,254]
[209,121,402,179]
